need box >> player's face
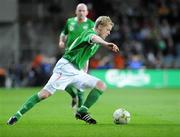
[98,25,112,39]
[76,5,88,20]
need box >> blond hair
[95,16,114,28]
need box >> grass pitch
[0,88,180,137]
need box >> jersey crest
[69,25,74,31]
[83,25,88,30]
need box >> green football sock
[77,91,84,108]
[78,88,103,113]
[65,85,77,98]
[14,93,41,120]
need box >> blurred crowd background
[0,0,180,87]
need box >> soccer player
[59,3,94,109]
[7,16,119,125]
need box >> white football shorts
[43,58,100,94]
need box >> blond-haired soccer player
[59,3,94,109]
[7,16,119,125]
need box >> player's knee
[38,89,52,99]
[95,81,107,91]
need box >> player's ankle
[14,111,22,120]
[77,105,88,113]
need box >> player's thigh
[43,73,72,94]
[73,73,102,90]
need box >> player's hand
[59,41,65,48]
[107,43,119,53]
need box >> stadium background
[0,1,180,137]
[0,0,180,88]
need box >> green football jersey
[61,17,94,51]
[63,29,100,70]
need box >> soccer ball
[113,108,131,124]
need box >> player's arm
[83,60,89,73]
[59,20,69,49]
[91,35,119,53]
[59,31,67,48]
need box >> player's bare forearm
[91,35,109,46]
[83,60,89,73]
[91,35,119,52]
[59,34,67,48]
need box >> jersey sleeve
[84,33,96,44]
[61,19,69,36]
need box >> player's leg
[74,74,106,124]
[7,89,52,125]
[65,85,84,110]
[7,72,60,126]
[78,81,106,113]
[77,90,84,108]
[65,85,78,108]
